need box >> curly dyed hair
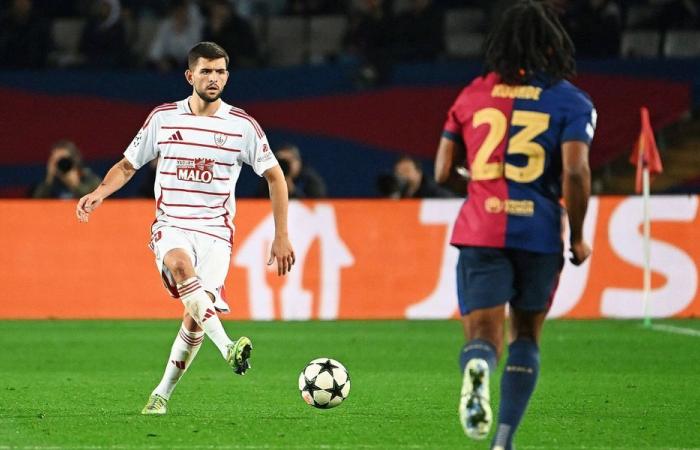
[483,0,576,85]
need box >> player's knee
[165,257,190,280]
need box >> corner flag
[629,107,663,194]
[629,107,663,327]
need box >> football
[298,358,351,409]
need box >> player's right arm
[76,158,136,222]
[436,90,468,184]
[435,137,456,184]
[77,106,161,223]
[562,141,591,265]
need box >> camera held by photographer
[32,140,102,199]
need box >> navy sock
[459,338,497,373]
[492,338,540,450]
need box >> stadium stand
[445,32,485,59]
[309,15,346,64]
[2,0,700,197]
[664,30,700,58]
[50,18,85,67]
[621,30,661,58]
[443,8,486,58]
[266,16,307,66]
[34,2,700,68]
[625,4,655,29]
[132,16,161,65]
[444,7,485,33]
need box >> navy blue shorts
[456,246,563,315]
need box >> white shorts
[150,227,232,313]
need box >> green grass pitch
[1,319,699,449]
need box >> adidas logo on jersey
[176,158,215,183]
[169,130,183,141]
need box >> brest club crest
[214,133,227,147]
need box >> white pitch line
[649,323,700,337]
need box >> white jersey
[124,98,277,245]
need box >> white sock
[177,277,232,358]
[153,325,204,400]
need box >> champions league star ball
[298,358,350,409]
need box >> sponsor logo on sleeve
[256,144,274,163]
[131,130,143,148]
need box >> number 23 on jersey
[471,108,550,183]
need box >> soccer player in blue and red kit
[435,2,595,448]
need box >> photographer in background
[32,140,101,199]
[257,144,327,199]
[389,155,455,198]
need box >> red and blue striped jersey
[443,72,596,254]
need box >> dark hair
[395,155,422,172]
[187,41,229,69]
[51,140,82,164]
[170,0,188,11]
[483,0,576,85]
[275,143,301,160]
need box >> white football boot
[459,358,493,439]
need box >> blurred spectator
[0,0,50,68]
[257,144,327,198]
[236,0,287,17]
[342,0,395,86]
[482,0,519,28]
[31,140,101,199]
[392,155,455,198]
[148,0,203,71]
[119,0,170,17]
[565,0,622,58]
[203,0,260,68]
[376,173,402,198]
[79,0,129,68]
[32,0,82,17]
[392,0,445,62]
[656,0,699,31]
[284,0,347,15]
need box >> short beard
[194,87,222,103]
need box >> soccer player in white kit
[76,42,295,415]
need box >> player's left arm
[561,97,596,265]
[562,140,591,266]
[263,164,295,276]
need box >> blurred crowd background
[3,0,698,70]
[1,0,699,199]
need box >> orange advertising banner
[1,197,699,319]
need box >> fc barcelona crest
[214,133,227,147]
